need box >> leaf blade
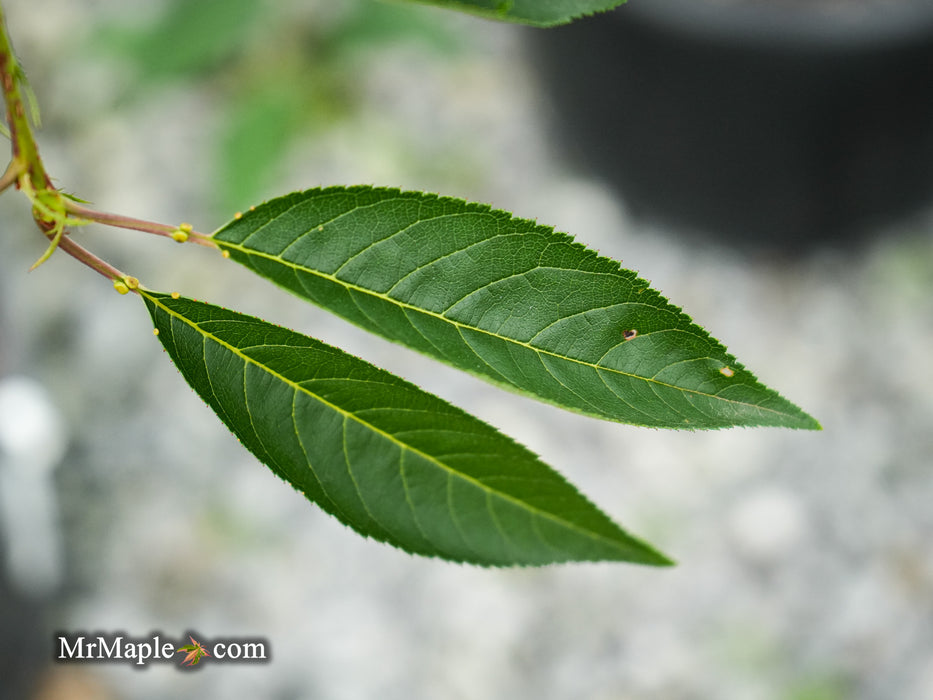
[400,0,628,27]
[142,291,671,567]
[213,187,819,431]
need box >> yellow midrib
[215,240,793,423]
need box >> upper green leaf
[400,0,628,27]
[213,187,818,431]
[142,291,671,567]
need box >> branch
[0,155,21,192]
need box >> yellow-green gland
[113,276,138,295]
[171,222,193,243]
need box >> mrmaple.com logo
[55,631,270,670]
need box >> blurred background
[1,0,932,698]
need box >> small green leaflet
[401,0,628,27]
[143,291,671,567]
[212,187,819,431]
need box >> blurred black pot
[529,0,933,251]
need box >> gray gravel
[1,1,932,699]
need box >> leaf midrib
[215,239,790,421]
[146,292,637,555]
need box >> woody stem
[0,4,51,192]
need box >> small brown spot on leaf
[623,329,638,341]
[720,366,735,378]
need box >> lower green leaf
[142,291,671,567]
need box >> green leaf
[142,291,671,567]
[97,0,261,81]
[216,84,304,214]
[213,187,819,431]
[399,0,627,27]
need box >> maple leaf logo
[176,636,210,667]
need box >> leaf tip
[799,414,823,431]
[629,542,676,568]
